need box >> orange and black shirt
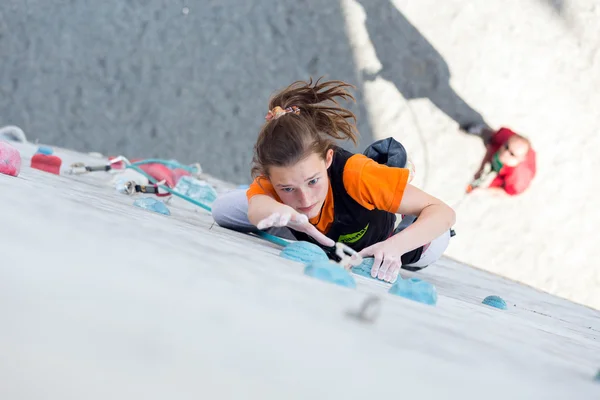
[247,146,410,251]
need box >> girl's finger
[389,265,400,284]
[371,253,383,278]
[306,225,335,247]
[384,261,400,282]
[277,213,291,227]
[256,213,280,230]
[378,256,393,280]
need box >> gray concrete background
[1,0,494,183]
[0,0,377,183]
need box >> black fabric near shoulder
[362,137,407,169]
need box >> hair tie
[265,106,300,121]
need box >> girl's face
[269,149,333,219]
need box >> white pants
[212,189,451,269]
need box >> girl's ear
[325,148,334,169]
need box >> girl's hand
[257,211,335,248]
[358,239,403,283]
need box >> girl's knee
[405,229,451,269]
[211,196,228,225]
[211,189,252,230]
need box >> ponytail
[252,77,359,178]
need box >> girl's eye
[308,178,319,186]
[282,187,294,193]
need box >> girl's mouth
[298,204,316,213]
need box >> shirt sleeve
[246,176,280,201]
[342,154,409,213]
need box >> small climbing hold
[389,277,438,306]
[304,260,356,288]
[36,146,54,155]
[114,178,136,195]
[280,241,329,264]
[351,257,376,279]
[133,197,171,216]
[351,257,398,283]
[0,141,22,177]
[482,295,507,310]
[594,369,600,382]
[174,176,218,205]
[31,151,62,175]
[0,125,27,143]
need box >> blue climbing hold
[304,260,356,288]
[351,257,377,279]
[133,197,171,216]
[174,176,218,205]
[351,257,399,283]
[389,277,437,305]
[280,241,329,264]
[594,370,600,382]
[36,146,54,155]
[482,295,507,310]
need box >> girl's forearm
[389,203,455,255]
[247,194,294,227]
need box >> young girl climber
[212,78,456,283]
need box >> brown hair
[251,77,359,178]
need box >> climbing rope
[107,156,291,247]
[106,156,213,212]
[71,155,359,260]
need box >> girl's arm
[387,185,456,256]
[247,194,335,247]
[247,194,296,227]
[358,183,455,282]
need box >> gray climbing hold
[304,260,356,288]
[389,277,437,305]
[280,241,329,264]
[0,125,27,143]
[482,295,507,310]
[133,197,171,216]
[594,369,600,382]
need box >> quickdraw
[323,242,363,270]
[68,162,112,174]
[116,180,171,197]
